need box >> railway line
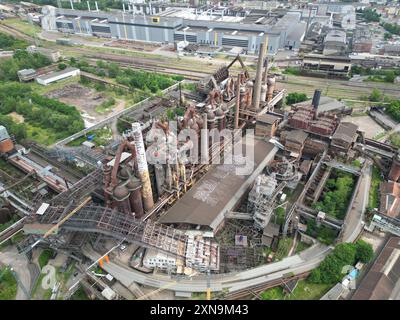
[224,272,310,300]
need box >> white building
[143,249,177,270]
[35,67,80,86]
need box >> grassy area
[25,123,58,146]
[295,241,311,254]
[0,267,18,300]
[1,18,41,37]
[260,280,331,300]
[95,97,116,114]
[38,249,54,269]
[274,238,293,261]
[71,287,90,300]
[389,132,400,148]
[373,131,387,141]
[369,166,383,210]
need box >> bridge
[322,160,361,176]
[366,214,400,237]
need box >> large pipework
[126,177,144,218]
[131,122,154,211]
[266,75,276,102]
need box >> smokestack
[234,74,241,128]
[312,89,321,110]
[87,1,90,11]
[95,1,99,11]
[131,122,154,212]
[253,35,268,110]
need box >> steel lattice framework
[40,204,189,258]
[49,168,103,207]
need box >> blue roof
[349,269,359,279]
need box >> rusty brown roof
[352,237,400,300]
[159,139,277,230]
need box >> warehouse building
[40,5,306,54]
[36,67,80,86]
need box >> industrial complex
[0,0,400,303]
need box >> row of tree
[309,241,374,285]
[382,22,400,36]
[356,8,381,23]
[70,58,183,93]
[351,66,400,83]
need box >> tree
[358,8,380,22]
[58,63,67,70]
[355,240,374,263]
[369,89,382,102]
[384,71,396,83]
[286,92,308,105]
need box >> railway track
[84,55,208,80]
[0,23,34,42]
[225,271,310,300]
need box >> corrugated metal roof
[159,139,277,229]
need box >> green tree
[355,240,374,263]
[369,88,382,102]
[286,92,308,105]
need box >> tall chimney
[253,35,268,110]
[131,122,154,211]
[312,89,321,110]
[235,74,241,128]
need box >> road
[341,160,372,243]
[82,243,330,295]
[0,246,32,300]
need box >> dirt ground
[104,40,161,52]
[44,83,114,123]
[342,115,385,139]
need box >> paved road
[0,246,31,300]
[341,160,372,243]
[82,243,331,294]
